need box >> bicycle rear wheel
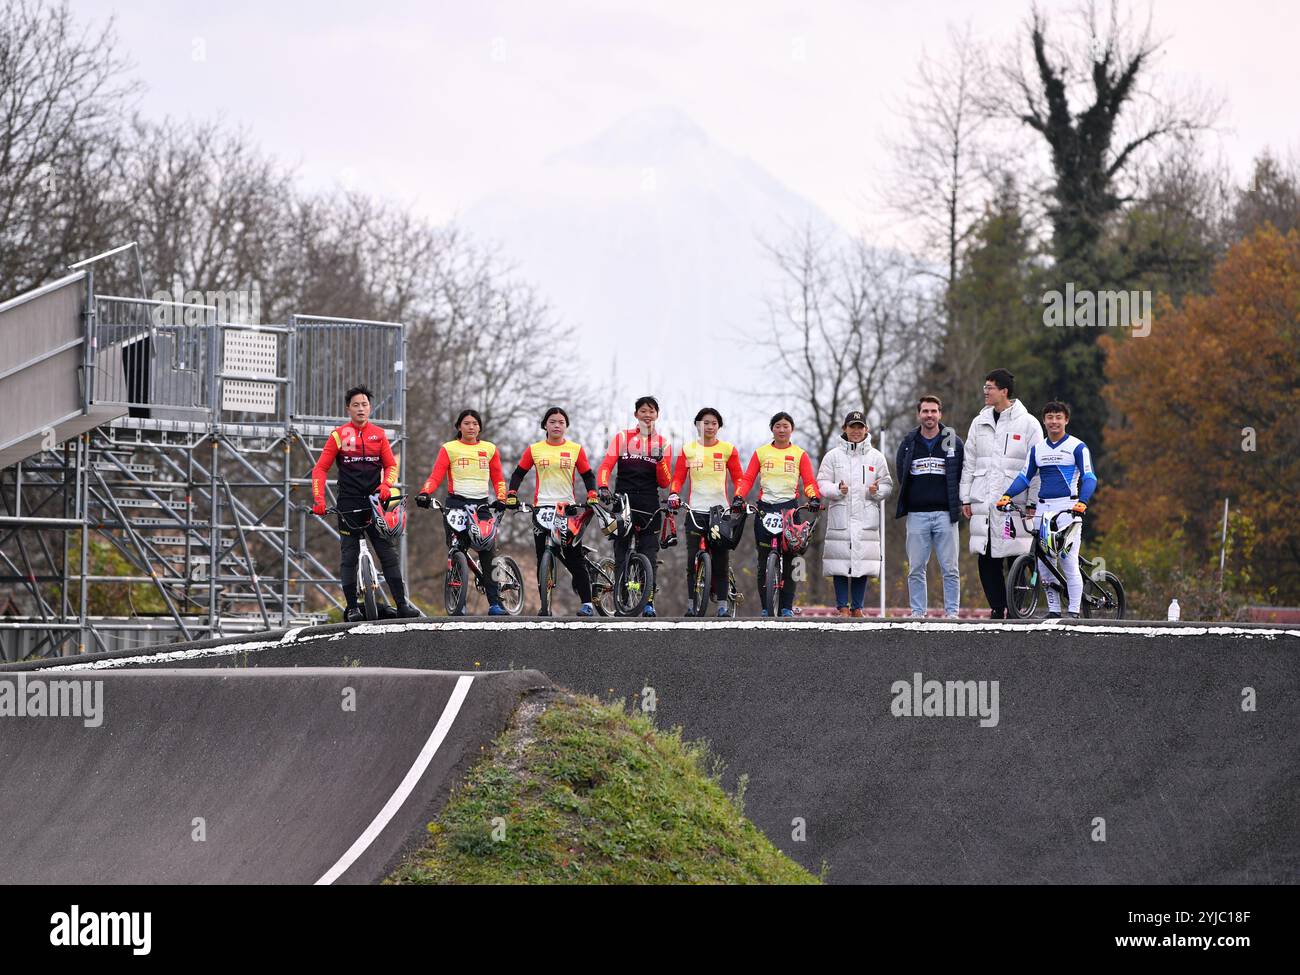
[1082,570,1126,620]
[615,552,653,616]
[538,549,558,617]
[689,551,711,616]
[494,557,525,616]
[444,550,469,616]
[1005,554,1040,619]
[360,551,379,621]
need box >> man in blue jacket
[895,395,964,617]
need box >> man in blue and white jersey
[996,401,1096,618]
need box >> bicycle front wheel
[591,556,617,617]
[538,549,558,617]
[616,552,653,616]
[360,552,380,621]
[689,551,711,616]
[1083,570,1126,620]
[1005,554,1040,619]
[764,548,781,617]
[495,557,525,616]
[444,550,469,617]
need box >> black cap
[843,410,867,427]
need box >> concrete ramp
[0,667,547,884]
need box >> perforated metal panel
[222,332,277,413]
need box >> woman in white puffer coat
[817,411,893,617]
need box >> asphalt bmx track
[3,618,1298,884]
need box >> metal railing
[91,295,215,414]
[291,315,404,425]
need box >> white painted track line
[315,674,474,886]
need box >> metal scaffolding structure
[0,245,407,660]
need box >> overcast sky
[81,0,1300,234]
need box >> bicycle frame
[1006,503,1111,609]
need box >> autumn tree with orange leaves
[1100,225,1300,610]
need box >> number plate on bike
[446,508,469,532]
[762,512,783,533]
[534,507,556,530]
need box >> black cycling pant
[978,552,1014,617]
[685,510,730,602]
[339,509,405,610]
[533,531,593,604]
[754,499,801,613]
[614,499,661,603]
[445,495,499,606]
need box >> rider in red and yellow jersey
[506,406,599,615]
[670,406,744,616]
[416,409,510,615]
[733,411,822,617]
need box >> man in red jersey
[311,384,418,620]
[596,395,672,617]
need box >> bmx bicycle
[753,501,820,618]
[678,503,749,618]
[1000,501,1126,619]
[422,497,526,616]
[323,494,413,621]
[519,500,622,617]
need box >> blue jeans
[833,575,868,610]
[906,510,960,615]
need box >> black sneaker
[1068,612,1081,619]
[1045,611,1062,619]
[344,608,364,623]
[396,603,423,619]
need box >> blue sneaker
[779,608,794,618]
[760,609,770,617]
[716,605,729,618]
[577,602,594,617]
[488,604,507,616]
[642,604,657,618]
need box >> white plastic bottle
[1167,599,1181,621]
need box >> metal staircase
[0,244,407,660]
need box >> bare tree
[885,23,1002,292]
[760,224,853,460]
[0,0,139,292]
[761,225,935,460]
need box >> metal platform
[0,243,407,660]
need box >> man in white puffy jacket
[960,369,1043,619]
[817,411,893,617]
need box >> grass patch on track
[388,692,818,885]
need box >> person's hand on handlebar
[995,495,1013,511]
[491,499,507,512]
[312,499,327,517]
[504,491,519,509]
[806,495,822,511]
[587,489,600,504]
[1071,501,1087,515]
[378,482,392,502]
[416,492,432,509]
[730,494,745,512]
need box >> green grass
[388,693,819,885]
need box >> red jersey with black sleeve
[312,421,399,505]
[596,428,672,497]
[508,439,596,504]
